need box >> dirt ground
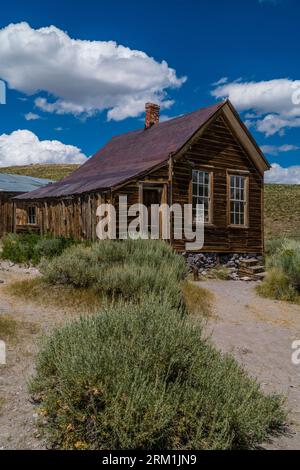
[1,262,300,450]
[0,262,75,450]
[200,279,300,450]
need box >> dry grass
[256,268,300,304]
[265,184,300,240]
[0,164,80,181]
[0,315,18,341]
[182,281,214,318]
[210,266,230,280]
[0,314,40,343]
[0,396,5,415]
[5,278,102,313]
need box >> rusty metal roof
[16,102,225,200]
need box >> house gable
[171,109,264,253]
[173,101,269,175]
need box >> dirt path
[199,279,300,450]
[0,262,73,450]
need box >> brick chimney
[145,102,160,129]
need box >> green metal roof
[0,173,53,193]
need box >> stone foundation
[183,252,265,281]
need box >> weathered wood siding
[171,115,263,253]
[31,193,104,240]
[0,192,16,237]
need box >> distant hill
[265,184,300,240]
[0,164,80,181]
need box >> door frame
[138,182,168,239]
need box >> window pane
[230,182,246,225]
[192,170,211,223]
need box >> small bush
[257,268,298,302]
[1,233,75,265]
[265,238,286,256]
[266,239,300,291]
[1,233,40,264]
[39,240,188,307]
[210,266,230,280]
[34,237,74,260]
[258,238,300,302]
[182,281,214,318]
[30,297,285,450]
[39,245,97,288]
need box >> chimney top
[145,102,160,129]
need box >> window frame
[227,173,249,228]
[189,168,214,225]
[27,206,37,225]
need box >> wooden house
[14,100,270,253]
[0,173,53,237]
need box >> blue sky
[0,0,299,182]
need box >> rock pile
[183,252,265,281]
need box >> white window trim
[190,169,213,225]
[227,174,249,228]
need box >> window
[192,170,212,223]
[229,175,248,226]
[28,206,36,225]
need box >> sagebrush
[258,238,300,302]
[31,297,285,450]
[39,240,187,307]
[31,239,286,449]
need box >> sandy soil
[0,262,74,450]
[200,279,300,450]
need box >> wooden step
[239,265,265,275]
[239,258,260,268]
[253,271,268,280]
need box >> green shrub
[1,233,75,265]
[30,297,285,450]
[267,239,300,290]
[34,237,74,260]
[210,266,230,280]
[39,245,96,287]
[257,268,298,302]
[257,239,300,302]
[39,240,188,307]
[1,233,40,264]
[265,238,286,256]
[32,239,286,449]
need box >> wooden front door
[142,185,165,237]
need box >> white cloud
[212,77,228,86]
[24,112,41,121]
[260,144,299,156]
[211,78,300,135]
[0,22,186,121]
[0,130,86,166]
[265,163,300,184]
[259,0,281,4]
